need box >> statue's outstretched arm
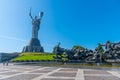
[39,12,44,20]
[29,8,33,20]
[29,13,33,20]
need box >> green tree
[96,43,104,54]
[72,45,85,50]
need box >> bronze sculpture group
[53,41,120,63]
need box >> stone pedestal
[22,38,44,52]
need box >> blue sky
[0,0,120,53]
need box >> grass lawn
[12,52,55,61]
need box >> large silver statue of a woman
[22,8,44,52]
[29,8,43,38]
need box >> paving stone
[49,72,76,77]
[59,68,78,71]
[57,71,77,73]
[0,64,120,80]
[0,70,9,72]
[1,74,40,80]
[84,70,110,74]
[42,68,58,71]
[85,76,120,80]
[41,78,74,80]
[84,74,112,76]
[8,68,34,71]
[31,70,51,73]
[0,72,21,75]
[31,68,58,73]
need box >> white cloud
[0,35,26,42]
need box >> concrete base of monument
[22,46,44,52]
[22,38,44,52]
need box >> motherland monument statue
[22,8,44,52]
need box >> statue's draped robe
[32,19,40,38]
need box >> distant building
[0,53,19,62]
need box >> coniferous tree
[96,43,104,54]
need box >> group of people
[3,61,9,66]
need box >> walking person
[3,61,5,66]
[6,61,9,66]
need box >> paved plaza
[0,64,120,80]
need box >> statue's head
[34,16,37,19]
